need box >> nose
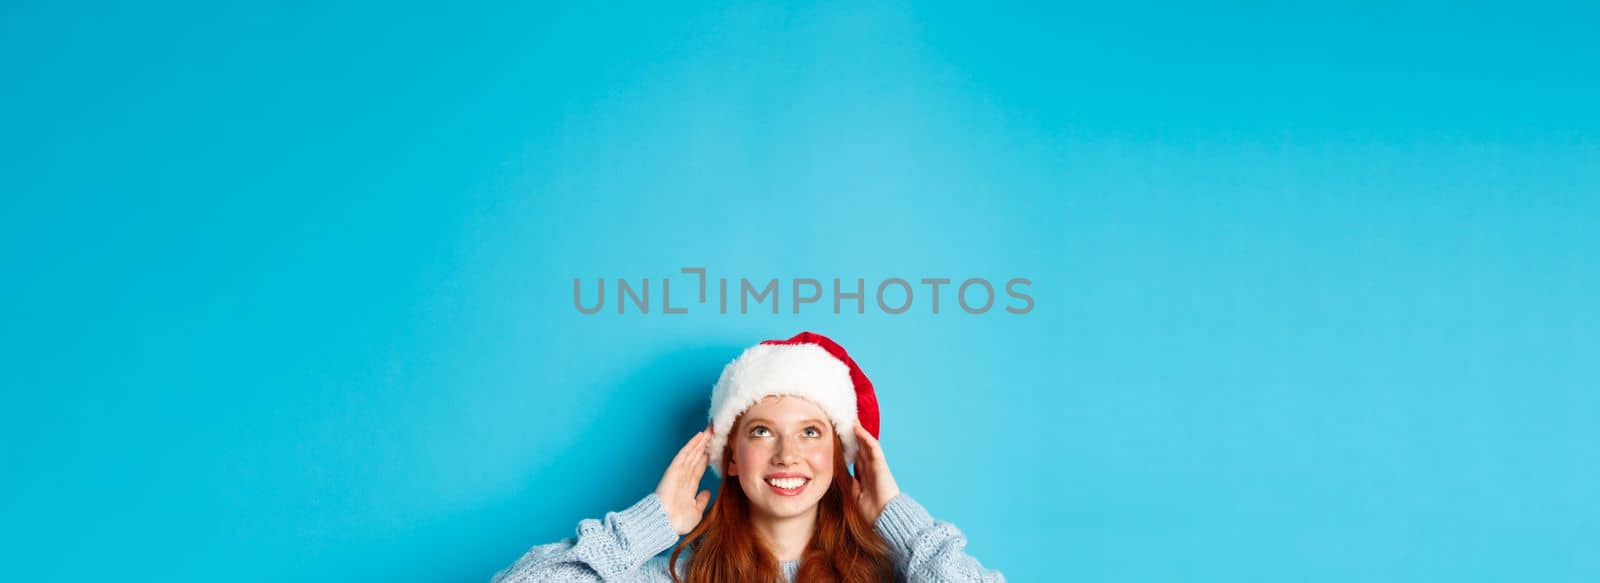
[772,436,800,465]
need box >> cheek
[736,438,761,461]
[804,446,834,480]
[733,440,769,471]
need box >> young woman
[492,332,1003,582]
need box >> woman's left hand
[850,424,901,523]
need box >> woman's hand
[850,424,901,523]
[655,427,713,535]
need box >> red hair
[669,427,892,582]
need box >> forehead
[741,394,829,424]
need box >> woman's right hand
[655,426,713,535]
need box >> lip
[763,473,811,497]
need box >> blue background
[3,2,1597,581]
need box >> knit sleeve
[490,493,681,583]
[873,493,1006,582]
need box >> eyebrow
[743,417,829,428]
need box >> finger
[854,432,876,465]
[687,450,709,483]
[856,426,888,466]
[668,438,707,490]
[682,433,712,478]
[855,448,887,482]
[854,424,882,453]
[695,490,711,509]
[694,442,710,469]
[681,430,705,459]
[673,430,705,464]
[692,431,712,464]
[680,430,712,465]
[673,447,702,487]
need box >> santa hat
[706,331,880,476]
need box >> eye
[749,426,771,437]
[803,426,821,438]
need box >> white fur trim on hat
[706,342,860,476]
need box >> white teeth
[766,477,807,489]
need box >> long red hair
[669,428,892,582]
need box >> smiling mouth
[764,477,811,496]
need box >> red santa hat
[706,331,880,476]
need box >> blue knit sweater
[491,492,1003,582]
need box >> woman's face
[727,395,836,520]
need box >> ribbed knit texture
[491,492,1003,582]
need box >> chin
[748,496,825,518]
[759,496,824,518]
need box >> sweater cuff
[616,493,680,563]
[873,493,935,556]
